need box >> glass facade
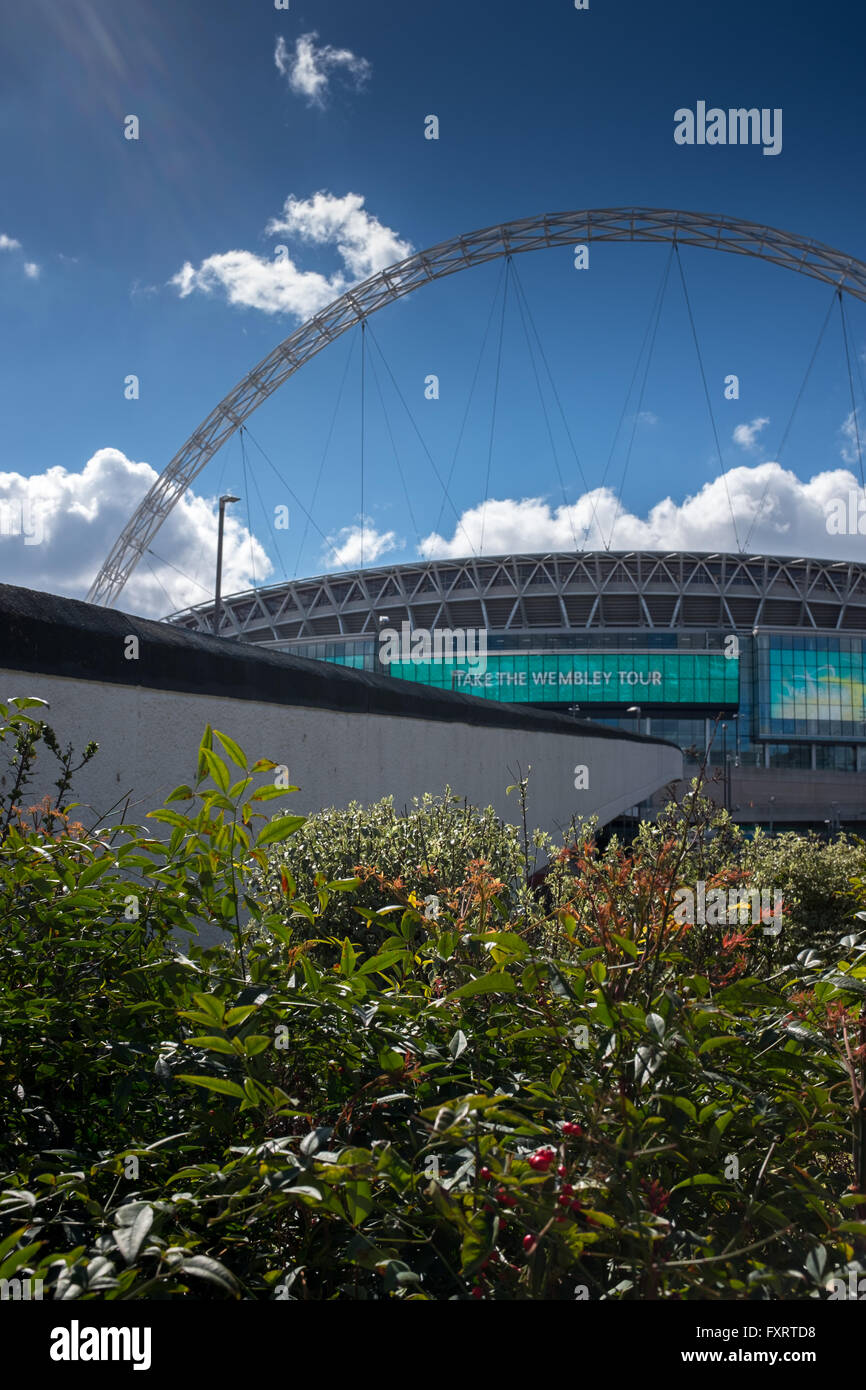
[758,635,866,739]
[283,629,866,776]
[383,650,739,705]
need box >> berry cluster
[527,1145,556,1171]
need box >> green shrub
[2,707,866,1301]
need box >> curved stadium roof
[167,552,866,646]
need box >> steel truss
[168,552,866,645]
[88,208,866,607]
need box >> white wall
[0,668,681,841]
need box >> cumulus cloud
[418,463,866,561]
[840,410,865,468]
[733,417,770,451]
[274,32,371,107]
[325,519,400,569]
[0,232,40,280]
[170,191,412,317]
[0,449,271,619]
[637,411,658,426]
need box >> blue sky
[1,0,865,616]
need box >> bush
[2,705,866,1301]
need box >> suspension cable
[508,259,579,551]
[143,551,183,616]
[360,319,366,569]
[239,427,257,591]
[292,331,357,577]
[674,243,742,551]
[434,259,509,535]
[840,290,865,491]
[240,422,332,551]
[364,319,478,557]
[242,426,291,583]
[742,287,837,551]
[605,244,676,551]
[366,339,421,547]
[480,256,511,553]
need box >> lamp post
[627,704,641,734]
[376,614,390,678]
[721,721,728,811]
[213,494,240,637]
[568,703,580,722]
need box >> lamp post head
[220,494,240,507]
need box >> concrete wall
[0,668,681,839]
[0,584,682,842]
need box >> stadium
[168,548,866,835]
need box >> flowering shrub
[1,704,865,1300]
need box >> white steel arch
[87,206,866,607]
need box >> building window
[815,744,856,773]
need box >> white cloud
[275,32,371,108]
[418,463,866,561]
[0,233,40,281]
[841,410,864,468]
[733,416,770,451]
[0,448,271,619]
[325,519,400,569]
[637,411,658,425]
[171,191,412,317]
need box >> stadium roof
[168,551,866,644]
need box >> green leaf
[357,950,406,976]
[470,931,529,959]
[200,748,230,793]
[671,1174,725,1192]
[177,1075,246,1100]
[113,1206,154,1264]
[250,784,294,802]
[165,784,195,803]
[186,1036,237,1055]
[256,815,306,848]
[196,724,214,781]
[447,972,516,1000]
[178,1255,240,1298]
[213,730,247,770]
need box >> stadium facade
[169,551,866,833]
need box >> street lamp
[376,615,390,677]
[627,704,641,734]
[721,721,728,811]
[568,703,580,722]
[213,495,240,637]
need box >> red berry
[480,1166,491,1181]
[557,1164,567,1178]
[523,1234,535,1251]
[555,1214,567,1223]
[471,1286,483,1299]
[561,1183,574,1196]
